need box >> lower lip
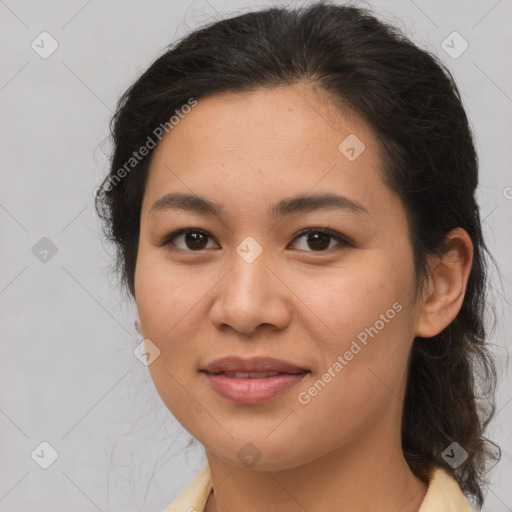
[204,372,309,404]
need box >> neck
[203,417,428,512]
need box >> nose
[209,247,292,335]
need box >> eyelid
[158,226,354,253]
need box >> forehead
[141,84,394,221]
[151,84,377,162]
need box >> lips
[201,356,310,404]
[202,356,308,375]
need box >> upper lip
[202,356,309,374]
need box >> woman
[95,2,500,511]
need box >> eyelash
[158,227,354,253]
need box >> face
[134,84,424,471]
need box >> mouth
[212,371,300,378]
[201,356,310,404]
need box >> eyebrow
[148,192,370,218]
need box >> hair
[95,0,501,507]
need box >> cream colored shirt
[164,464,474,512]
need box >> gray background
[0,0,511,511]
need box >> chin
[204,433,322,472]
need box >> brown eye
[290,229,352,252]
[159,227,352,253]
[161,229,218,251]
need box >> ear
[415,228,473,338]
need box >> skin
[134,83,473,512]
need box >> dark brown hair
[95,1,501,507]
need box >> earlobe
[415,228,473,339]
[135,315,143,335]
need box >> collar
[165,464,473,512]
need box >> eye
[159,227,352,253]
[159,228,218,251]
[289,228,352,252]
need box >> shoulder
[163,464,212,512]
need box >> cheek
[293,251,417,412]
[134,255,203,428]
[134,245,217,381]
[134,246,204,338]
[292,306,414,463]
[295,248,415,352]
